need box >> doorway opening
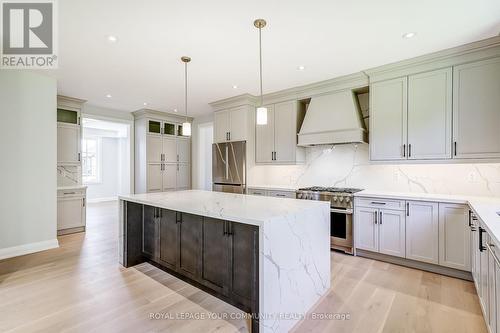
[82,117,132,202]
[197,122,213,190]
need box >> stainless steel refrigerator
[212,141,246,194]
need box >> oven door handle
[331,208,353,215]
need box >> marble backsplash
[57,165,81,187]
[248,144,500,197]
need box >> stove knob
[297,193,302,199]
[345,197,351,203]
[339,197,344,203]
[333,196,338,201]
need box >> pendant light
[254,19,267,125]
[181,56,192,136]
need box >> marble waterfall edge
[260,204,330,333]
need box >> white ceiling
[51,0,500,117]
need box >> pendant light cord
[259,26,263,107]
[185,61,188,122]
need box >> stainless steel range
[296,187,363,254]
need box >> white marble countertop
[57,185,87,191]
[247,184,298,192]
[119,190,328,226]
[355,189,500,246]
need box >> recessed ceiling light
[107,35,118,42]
[143,102,148,106]
[297,65,305,71]
[232,85,238,89]
[173,108,178,112]
[402,32,416,39]
[106,94,112,98]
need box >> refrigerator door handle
[225,145,229,179]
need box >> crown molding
[365,35,500,82]
[57,95,87,111]
[209,94,258,111]
[132,108,193,122]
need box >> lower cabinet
[438,203,471,271]
[138,206,259,316]
[406,201,439,264]
[57,188,87,235]
[354,206,405,258]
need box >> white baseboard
[0,239,59,260]
[87,196,117,203]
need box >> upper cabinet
[214,106,249,143]
[370,67,452,161]
[57,96,85,166]
[370,77,407,161]
[407,68,452,160]
[453,57,500,159]
[255,100,305,164]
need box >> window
[82,137,100,183]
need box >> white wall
[249,144,500,197]
[192,113,214,190]
[0,71,58,258]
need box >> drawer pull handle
[64,192,76,195]
[370,202,386,205]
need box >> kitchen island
[119,190,330,333]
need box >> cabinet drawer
[267,190,296,198]
[355,197,405,210]
[247,189,268,196]
[57,188,86,198]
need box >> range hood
[298,90,367,146]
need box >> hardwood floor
[0,201,487,333]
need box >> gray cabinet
[370,68,453,161]
[370,77,407,161]
[405,201,439,264]
[355,203,405,258]
[159,209,178,270]
[453,57,500,159]
[255,101,305,164]
[214,106,249,143]
[177,213,202,280]
[407,67,452,159]
[142,205,158,260]
[200,217,229,295]
[438,203,471,271]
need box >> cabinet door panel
[255,105,275,163]
[480,232,489,323]
[214,111,230,143]
[370,77,407,161]
[228,222,258,311]
[487,248,496,333]
[178,213,202,279]
[274,101,297,163]
[147,164,162,192]
[496,261,500,333]
[57,197,84,230]
[159,209,178,270]
[438,203,471,271]
[453,57,500,158]
[146,135,162,163]
[408,68,452,159]
[229,106,247,141]
[378,209,406,258]
[177,138,190,163]
[176,164,190,189]
[57,123,80,164]
[162,137,177,163]
[354,207,378,252]
[162,164,176,191]
[406,201,439,264]
[143,205,158,260]
[200,217,229,295]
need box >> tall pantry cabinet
[134,110,193,194]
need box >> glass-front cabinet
[57,108,79,124]
[164,123,176,135]
[148,120,178,136]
